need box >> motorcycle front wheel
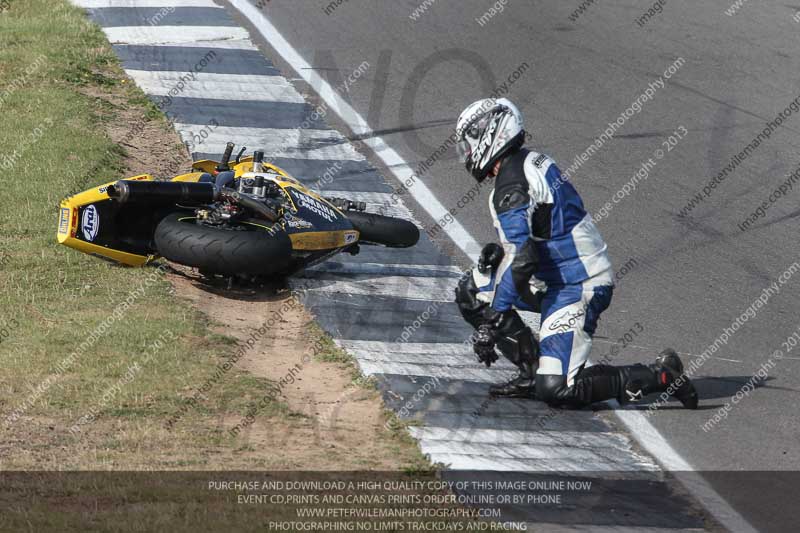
[153,213,292,275]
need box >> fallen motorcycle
[57,142,419,279]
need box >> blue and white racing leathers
[476,148,614,385]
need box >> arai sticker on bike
[81,205,99,242]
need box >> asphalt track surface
[237,0,800,507]
[74,0,800,531]
[246,0,800,460]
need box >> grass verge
[0,0,288,471]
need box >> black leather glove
[473,323,499,368]
[478,243,504,273]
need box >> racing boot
[620,349,698,409]
[489,326,538,398]
[653,348,699,409]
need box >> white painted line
[338,340,473,356]
[612,406,692,471]
[358,351,510,369]
[229,0,481,258]
[418,439,659,471]
[140,38,258,50]
[336,339,516,369]
[124,69,305,103]
[102,25,250,45]
[310,262,464,278]
[359,360,513,383]
[419,452,652,473]
[411,426,659,459]
[224,3,757,531]
[72,0,221,7]
[419,439,632,462]
[411,426,626,447]
[173,123,366,161]
[429,453,575,472]
[299,273,456,302]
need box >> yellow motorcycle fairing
[58,174,156,266]
[276,183,358,251]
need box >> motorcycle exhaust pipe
[107,180,218,205]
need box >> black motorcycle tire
[345,211,419,248]
[153,213,292,275]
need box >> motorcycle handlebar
[216,142,236,172]
[252,150,265,173]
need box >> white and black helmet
[455,98,525,182]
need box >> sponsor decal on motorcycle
[291,190,337,222]
[290,230,356,250]
[81,205,99,242]
[58,208,70,235]
[283,213,314,230]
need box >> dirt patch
[167,268,425,470]
[80,82,191,179]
